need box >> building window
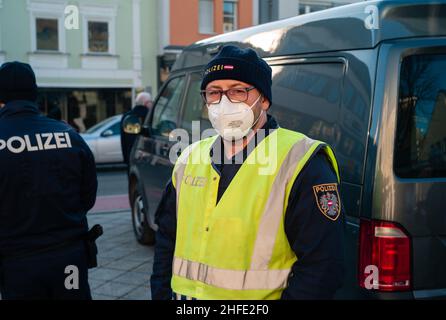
[88,21,109,53]
[27,1,66,54]
[36,18,59,51]
[259,0,277,24]
[223,1,237,33]
[80,4,117,56]
[299,2,341,15]
[199,0,214,34]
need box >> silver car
[80,115,123,164]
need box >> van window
[151,76,185,137]
[181,72,212,134]
[395,54,446,178]
[269,63,347,176]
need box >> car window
[181,72,212,134]
[395,54,446,178]
[105,121,121,136]
[151,76,185,137]
[86,117,116,133]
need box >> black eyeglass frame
[200,86,256,104]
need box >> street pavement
[96,166,129,197]
[88,210,154,300]
[88,167,154,300]
[92,167,131,213]
[89,167,156,300]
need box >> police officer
[151,46,344,300]
[0,62,98,300]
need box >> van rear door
[368,41,446,298]
[394,50,446,296]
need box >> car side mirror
[123,115,142,135]
[101,130,114,137]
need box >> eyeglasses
[201,86,256,104]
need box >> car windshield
[85,117,118,134]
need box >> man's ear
[261,96,270,111]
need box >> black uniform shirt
[151,115,344,300]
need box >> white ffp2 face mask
[207,95,262,141]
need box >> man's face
[205,79,270,117]
[145,100,153,109]
[0,102,4,109]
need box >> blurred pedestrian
[0,62,100,300]
[120,92,153,165]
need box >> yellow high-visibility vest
[171,127,340,300]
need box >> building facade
[157,0,255,86]
[257,0,365,23]
[0,0,159,131]
[156,0,364,86]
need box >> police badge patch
[312,183,341,221]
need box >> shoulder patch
[312,183,341,221]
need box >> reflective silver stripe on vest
[173,257,290,291]
[174,162,187,218]
[173,141,203,218]
[250,136,320,270]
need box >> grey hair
[135,92,153,107]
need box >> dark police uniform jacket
[120,105,149,165]
[0,101,97,258]
[151,115,345,300]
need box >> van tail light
[358,219,411,292]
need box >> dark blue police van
[124,0,446,299]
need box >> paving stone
[93,281,138,298]
[114,271,151,286]
[89,279,107,290]
[92,293,118,301]
[97,256,115,267]
[100,249,133,259]
[132,262,153,275]
[105,259,145,271]
[89,268,126,281]
[122,285,151,300]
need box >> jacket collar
[211,114,280,164]
[0,100,40,119]
[262,114,279,130]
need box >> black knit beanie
[201,45,272,104]
[0,61,38,103]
